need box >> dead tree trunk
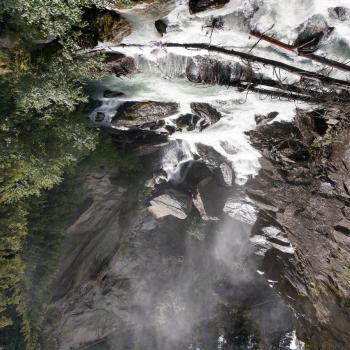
[250,31,350,74]
[115,43,350,91]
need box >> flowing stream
[93,0,350,183]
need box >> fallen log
[237,85,313,102]
[114,43,350,90]
[250,31,350,74]
[237,84,347,103]
[229,78,336,103]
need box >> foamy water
[92,0,350,185]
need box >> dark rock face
[186,55,253,85]
[247,105,350,349]
[174,103,222,131]
[196,143,234,187]
[112,101,179,128]
[103,89,125,98]
[328,7,350,21]
[166,145,234,219]
[95,111,105,122]
[170,159,213,192]
[189,0,230,14]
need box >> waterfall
[133,51,191,78]
[97,0,349,183]
[84,2,350,348]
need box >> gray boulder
[148,189,192,220]
[112,101,179,128]
[105,52,137,77]
[328,7,350,21]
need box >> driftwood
[222,76,348,103]
[237,83,349,103]
[237,85,313,102]
[115,43,350,91]
[250,31,350,73]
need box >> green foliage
[0,0,113,42]
[0,0,123,348]
[0,203,27,337]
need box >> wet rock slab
[148,189,192,220]
[112,101,179,128]
[105,52,137,77]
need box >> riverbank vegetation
[0,1,130,348]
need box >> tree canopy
[0,0,118,348]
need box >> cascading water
[87,1,350,348]
[94,0,350,182]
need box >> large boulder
[105,52,137,77]
[174,103,222,131]
[170,160,213,193]
[112,101,179,128]
[328,7,350,21]
[254,111,279,126]
[189,0,230,14]
[103,90,125,98]
[169,145,235,218]
[80,7,131,47]
[190,102,222,129]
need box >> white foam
[99,0,350,183]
